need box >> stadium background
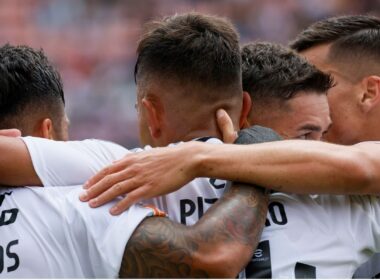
[1,0,378,147]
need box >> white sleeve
[79,203,159,277]
[22,137,131,187]
[63,188,164,277]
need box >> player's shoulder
[22,136,129,154]
[73,139,131,157]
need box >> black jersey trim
[194,136,214,142]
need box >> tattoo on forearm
[119,184,268,278]
[120,217,209,278]
[196,183,268,247]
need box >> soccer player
[90,16,380,277]
[290,15,380,146]
[0,156,267,278]
[1,40,337,277]
[241,42,331,141]
[290,14,380,279]
[0,44,68,140]
[0,13,269,277]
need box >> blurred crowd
[0,0,378,147]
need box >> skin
[82,92,332,211]
[64,42,380,209]
[33,113,69,141]
[0,61,268,278]
[78,42,380,206]
[248,92,331,140]
[0,129,21,137]
[80,130,380,211]
[136,79,251,147]
[0,129,269,277]
[301,43,380,144]
[0,110,69,187]
[119,182,268,277]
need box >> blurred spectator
[0,0,378,147]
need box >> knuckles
[113,183,123,193]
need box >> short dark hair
[0,44,65,137]
[134,12,242,101]
[241,42,333,103]
[327,26,380,81]
[290,15,380,52]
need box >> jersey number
[0,192,20,274]
[0,240,19,273]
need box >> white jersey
[23,136,226,226]
[0,186,157,278]
[22,137,380,277]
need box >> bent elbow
[195,244,252,278]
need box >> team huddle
[0,12,380,278]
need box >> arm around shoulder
[119,182,268,278]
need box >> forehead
[300,44,349,79]
[288,92,328,110]
[286,93,330,125]
[300,44,331,71]
[300,44,355,87]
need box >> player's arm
[83,133,380,213]
[0,136,41,186]
[0,134,129,187]
[120,181,268,278]
[195,139,379,195]
[205,110,380,194]
[0,129,21,137]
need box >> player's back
[0,186,154,278]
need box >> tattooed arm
[120,183,268,278]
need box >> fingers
[216,109,237,143]
[0,129,22,137]
[79,171,149,216]
[83,160,127,189]
[80,168,134,201]
[90,177,134,206]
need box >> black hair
[242,42,333,102]
[0,44,65,137]
[134,12,242,101]
[290,15,380,52]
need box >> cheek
[327,90,348,123]
[325,95,355,144]
[307,131,323,141]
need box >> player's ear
[360,75,380,114]
[142,97,163,139]
[38,118,55,139]
[239,91,252,129]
